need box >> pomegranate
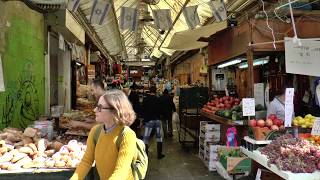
[268,114,277,121]
[257,119,265,127]
[265,119,273,127]
[271,125,279,130]
[248,119,257,127]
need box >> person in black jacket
[142,86,165,159]
[128,84,142,137]
[159,89,176,138]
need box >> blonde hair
[102,89,136,126]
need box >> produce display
[0,127,86,171]
[202,96,241,117]
[292,114,316,128]
[249,114,284,130]
[260,134,320,173]
[299,134,320,146]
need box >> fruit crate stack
[199,121,221,171]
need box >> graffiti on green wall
[2,62,40,128]
[0,4,45,129]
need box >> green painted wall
[0,2,45,129]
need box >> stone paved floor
[144,127,225,180]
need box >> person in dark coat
[159,89,176,138]
[128,84,142,137]
[142,86,165,159]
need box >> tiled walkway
[144,128,225,180]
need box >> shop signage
[242,98,255,116]
[311,118,320,136]
[284,88,294,127]
[285,37,320,76]
[0,54,4,91]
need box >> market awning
[165,21,228,51]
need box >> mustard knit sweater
[70,125,136,180]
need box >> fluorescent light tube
[238,59,269,69]
[217,59,242,68]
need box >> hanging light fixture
[217,59,243,68]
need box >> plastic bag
[172,112,179,124]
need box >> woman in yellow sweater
[71,90,137,180]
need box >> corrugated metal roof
[114,0,215,60]
[77,0,254,63]
[78,0,124,56]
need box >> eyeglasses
[95,104,113,112]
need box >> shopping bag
[172,112,179,124]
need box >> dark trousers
[161,116,173,137]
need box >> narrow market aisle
[144,126,224,180]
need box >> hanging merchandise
[152,9,172,30]
[90,0,111,25]
[183,5,200,29]
[120,7,139,31]
[209,1,227,22]
[112,63,122,75]
[67,0,80,12]
[0,54,4,92]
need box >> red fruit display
[257,119,265,127]
[265,119,273,127]
[260,134,320,173]
[271,125,279,130]
[268,114,277,121]
[249,119,257,127]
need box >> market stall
[0,126,86,179]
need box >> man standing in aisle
[143,86,165,159]
[159,89,176,138]
[91,78,105,102]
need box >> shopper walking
[142,86,165,159]
[159,89,176,138]
[71,90,137,180]
[90,78,105,101]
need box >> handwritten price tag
[311,118,320,136]
[242,98,255,116]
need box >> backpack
[93,125,148,180]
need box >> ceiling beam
[125,61,156,66]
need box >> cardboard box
[218,146,251,173]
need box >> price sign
[311,118,320,135]
[285,88,294,127]
[242,98,255,116]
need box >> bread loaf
[23,127,37,138]
[15,156,32,167]
[11,152,27,163]
[37,139,48,153]
[22,137,33,145]
[0,151,13,163]
[18,147,33,155]
[54,160,66,168]
[27,143,37,152]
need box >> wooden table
[201,110,247,145]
